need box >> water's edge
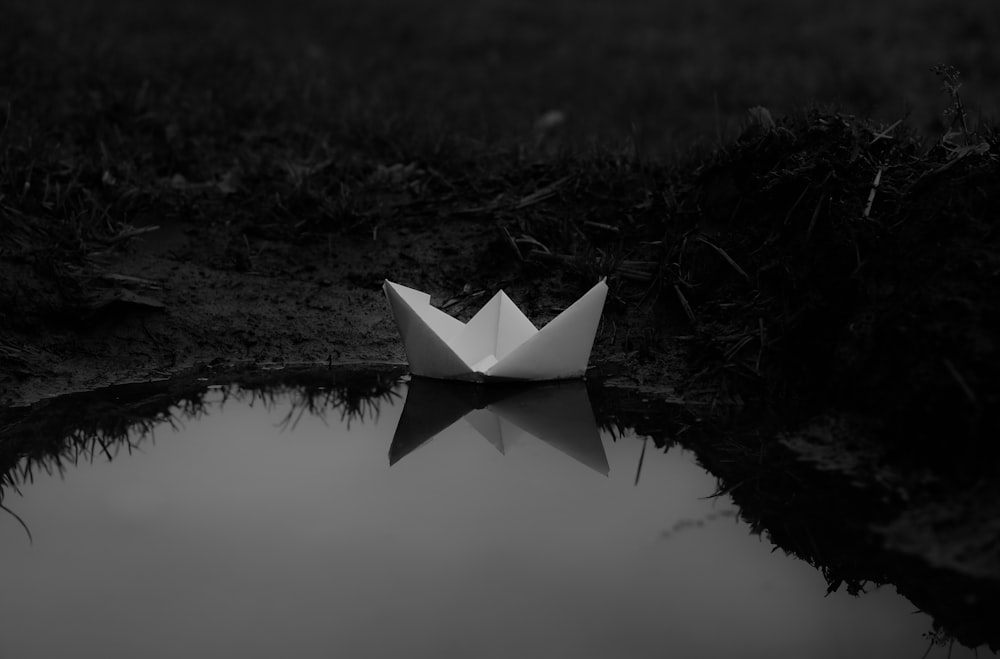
[0,362,996,652]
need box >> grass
[1,0,996,247]
[1,0,998,461]
[3,0,998,217]
[683,111,998,458]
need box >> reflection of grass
[1,366,700,503]
[0,366,405,503]
[0,364,993,651]
[236,374,403,431]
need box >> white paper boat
[389,379,609,475]
[383,278,607,381]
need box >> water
[0,379,979,658]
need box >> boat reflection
[389,378,609,475]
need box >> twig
[724,335,755,361]
[243,234,256,270]
[515,176,570,209]
[806,195,826,241]
[674,285,696,326]
[869,119,902,145]
[453,192,505,215]
[102,225,159,245]
[616,267,653,282]
[101,273,161,289]
[906,148,982,192]
[862,167,883,219]
[515,234,550,253]
[943,359,976,404]
[782,183,811,226]
[498,225,523,261]
[614,260,656,281]
[583,220,620,233]
[695,236,749,282]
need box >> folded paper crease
[383,278,607,381]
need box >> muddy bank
[1,206,680,406]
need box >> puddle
[0,372,990,658]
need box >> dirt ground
[0,207,682,407]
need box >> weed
[932,63,972,146]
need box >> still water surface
[0,381,974,658]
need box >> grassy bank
[2,0,998,463]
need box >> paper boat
[390,378,609,475]
[383,278,607,381]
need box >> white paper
[389,379,609,475]
[383,278,607,381]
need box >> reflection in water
[0,374,991,659]
[391,379,609,475]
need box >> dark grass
[3,0,999,240]
[1,0,999,461]
[1,0,996,257]
[656,110,1000,461]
